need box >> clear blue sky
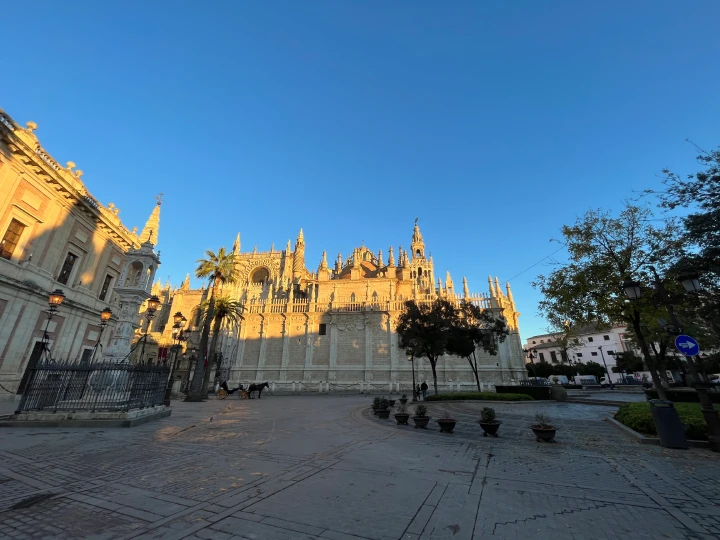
[3,1,719,341]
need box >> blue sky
[3,1,719,341]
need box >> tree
[577,361,606,380]
[612,351,645,374]
[186,247,239,402]
[447,301,510,392]
[533,204,687,400]
[396,299,456,396]
[193,296,244,391]
[545,323,583,363]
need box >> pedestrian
[416,383,421,401]
[421,381,428,400]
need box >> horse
[247,382,269,399]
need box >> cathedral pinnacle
[319,250,328,271]
[463,277,470,299]
[232,233,241,254]
[296,228,304,246]
[138,198,161,245]
[388,246,395,267]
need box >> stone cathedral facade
[163,222,525,387]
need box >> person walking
[421,381,428,400]
[416,383,421,401]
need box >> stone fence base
[0,405,170,428]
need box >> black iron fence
[16,360,170,413]
[518,379,552,386]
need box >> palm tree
[193,296,244,393]
[185,247,238,401]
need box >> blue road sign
[674,335,700,356]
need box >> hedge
[644,389,720,404]
[615,402,720,441]
[425,392,534,402]
[495,385,552,400]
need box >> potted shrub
[388,398,396,407]
[531,412,557,442]
[376,397,391,419]
[394,402,410,425]
[399,394,408,405]
[372,396,382,415]
[478,407,501,437]
[412,404,431,429]
[437,410,457,433]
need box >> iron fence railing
[16,360,169,413]
[518,379,552,386]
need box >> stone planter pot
[372,407,381,416]
[377,409,391,419]
[437,419,457,433]
[394,413,410,425]
[531,426,557,443]
[478,421,500,437]
[412,416,431,429]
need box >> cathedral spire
[232,232,241,254]
[411,217,425,260]
[293,228,306,278]
[388,246,395,267]
[139,198,161,245]
[488,276,494,295]
[463,276,470,299]
[377,249,384,267]
[506,281,515,304]
[495,276,502,297]
[286,239,291,253]
[446,271,454,295]
[319,250,328,271]
[181,274,190,291]
[336,252,342,273]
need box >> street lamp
[138,295,161,364]
[597,345,615,390]
[89,308,113,364]
[623,268,720,452]
[523,348,537,378]
[163,312,187,406]
[408,354,418,402]
[678,271,701,294]
[41,289,65,362]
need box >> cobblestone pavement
[0,396,718,540]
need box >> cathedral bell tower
[411,218,425,260]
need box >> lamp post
[597,345,615,389]
[138,295,161,364]
[163,312,186,406]
[409,354,418,402]
[90,308,112,364]
[523,348,537,378]
[623,269,720,452]
[41,289,65,362]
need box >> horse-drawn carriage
[216,381,269,400]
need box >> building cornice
[0,108,139,250]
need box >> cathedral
[161,221,526,389]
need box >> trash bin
[649,400,688,449]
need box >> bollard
[360,382,364,394]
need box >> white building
[524,324,633,382]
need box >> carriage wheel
[216,388,228,400]
[240,390,249,400]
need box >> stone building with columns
[162,222,525,388]
[0,107,161,400]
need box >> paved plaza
[0,395,719,540]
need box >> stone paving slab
[0,395,718,540]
